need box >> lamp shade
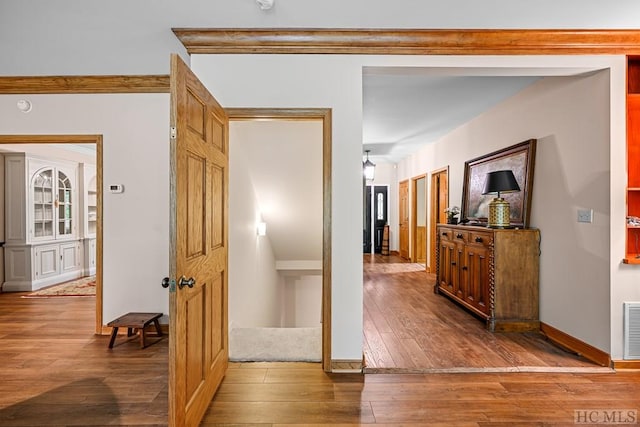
[482,170,520,196]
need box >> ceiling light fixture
[16,99,32,113]
[255,0,274,10]
[363,150,375,181]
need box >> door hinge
[170,126,177,140]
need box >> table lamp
[482,170,521,228]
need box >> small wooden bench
[107,312,163,349]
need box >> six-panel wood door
[169,54,229,427]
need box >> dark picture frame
[461,139,537,228]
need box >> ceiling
[361,66,601,164]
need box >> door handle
[161,277,176,292]
[178,276,195,289]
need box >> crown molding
[0,75,170,94]
[172,28,640,55]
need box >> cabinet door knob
[462,266,468,270]
[451,262,456,266]
[456,233,463,239]
[441,232,448,236]
[475,237,483,243]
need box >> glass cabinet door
[57,171,73,237]
[32,169,54,239]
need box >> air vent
[624,302,640,359]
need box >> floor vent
[624,302,640,359]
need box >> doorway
[0,135,103,333]
[398,179,409,259]
[227,108,332,371]
[364,185,388,254]
[411,175,427,265]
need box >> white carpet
[229,327,322,362]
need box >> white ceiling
[362,66,601,164]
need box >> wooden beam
[0,75,170,94]
[172,28,640,55]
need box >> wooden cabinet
[436,224,540,332]
[625,57,640,264]
[3,154,89,291]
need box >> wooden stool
[107,312,163,349]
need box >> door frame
[411,173,427,266]
[0,135,103,333]
[429,167,449,273]
[226,108,333,372]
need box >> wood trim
[227,108,333,373]
[0,135,104,335]
[331,359,363,373]
[0,75,170,94]
[612,359,640,370]
[540,322,611,367]
[173,28,640,55]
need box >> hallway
[363,254,604,372]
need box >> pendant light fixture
[363,150,375,181]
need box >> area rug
[22,276,96,298]
[229,327,321,362]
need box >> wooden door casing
[398,180,409,259]
[169,54,229,427]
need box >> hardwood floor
[363,253,604,372]
[2,278,640,426]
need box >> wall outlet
[577,209,593,223]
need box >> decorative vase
[447,217,458,224]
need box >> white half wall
[282,274,323,328]
[0,94,170,324]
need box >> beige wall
[399,71,612,352]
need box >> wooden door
[169,54,229,427]
[429,168,448,271]
[398,180,409,259]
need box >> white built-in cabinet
[3,154,96,291]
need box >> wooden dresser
[435,224,540,332]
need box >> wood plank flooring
[2,273,640,426]
[363,253,604,372]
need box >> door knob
[161,277,170,288]
[178,276,195,289]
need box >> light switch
[577,209,593,223]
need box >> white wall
[400,71,614,352]
[2,1,640,75]
[282,274,323,327]
[193,54,628,360]
[229,122,284,328]
[0,94,170,323]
